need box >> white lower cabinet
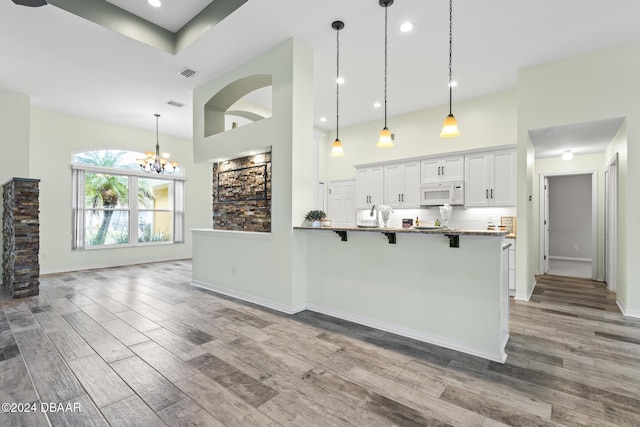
[384,161,420,208]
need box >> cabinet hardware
[491,189,494,198]
[486,189,489,199]
[442,166,445,175]
[401,193,404,202]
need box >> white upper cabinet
[355,166,384,209]
[384,161,420,208]
[464,150,516,207]
[421,156,464,184]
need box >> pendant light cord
[383,4,388,128]
[448,0,453,115]
[336,25,340,141]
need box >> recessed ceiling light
[562,150,574,161]
[547,128,560,135]
[448,80,458,88]
[399,22,414,33]
[148,0,162,7]
[336,77,345,85]
[320,117,327,122]
[373,102,381,108]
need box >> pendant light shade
[377,0,394,148]
[440,0,460,138]
[330,20,346,157]
[331,138,345,156]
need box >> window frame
[72,163,186,250]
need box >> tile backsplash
[357,206,516,231]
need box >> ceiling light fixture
[373,102,381,108]
[377,0,394,148]
[138,114,178,174]
[399,21,414,33]
[440,0,460,138]
[562,150,574,161]
[148,0,162,7]
[330,20,346,157]
[320,116,327,122]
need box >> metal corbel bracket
[444,234,459,248]
[382,232,396,244]
[334,230,348,242]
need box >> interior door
[328,180,355,227]
[605,160,617,291]
[544,177,550,274]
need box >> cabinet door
[420,159,442,184]
[441,157,464,181]
[384,164,404,208]
[491,151,517,206]
[370,166,385,206]
[464,154,491,207]
[355,168,372,209]
[402,161,421,208]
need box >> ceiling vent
[178,67,198,78]
[166,100,185,108]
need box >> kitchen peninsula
[294,226,510,362]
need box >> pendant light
[377,0,394,148]
[330,20,345,157]
[440,0,461,138]
[137,114,178,174]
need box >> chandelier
[138,114,178,174]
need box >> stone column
[3,178,40,298]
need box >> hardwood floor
[1,262,640,426]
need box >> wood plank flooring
[2,262,640,426]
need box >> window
[72,150,185,249]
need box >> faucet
[369,205,379,226]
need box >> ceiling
[2,0,640,148]
[529,117,625,159]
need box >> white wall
[322,89,517,182]
[0,87,31,259]
[29,108,212,274]
[548,174,592,259]
[518,39,638,314]
[192,38,314,310]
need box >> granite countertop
[294,226,509,237]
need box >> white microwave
[420,180,464,206]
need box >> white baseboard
[616,298,640,318]
[514,278,537,301]
[40,256,192,276]
[190,280,306,315]
[305,303,507,363]
[548,256,592,262]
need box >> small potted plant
[304,210,327,228]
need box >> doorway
[539,172,597,280]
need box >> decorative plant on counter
[304,210,327,227]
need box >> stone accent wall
[213,152,271,232]
[3,178,40,298]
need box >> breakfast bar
[295,226,510,362]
